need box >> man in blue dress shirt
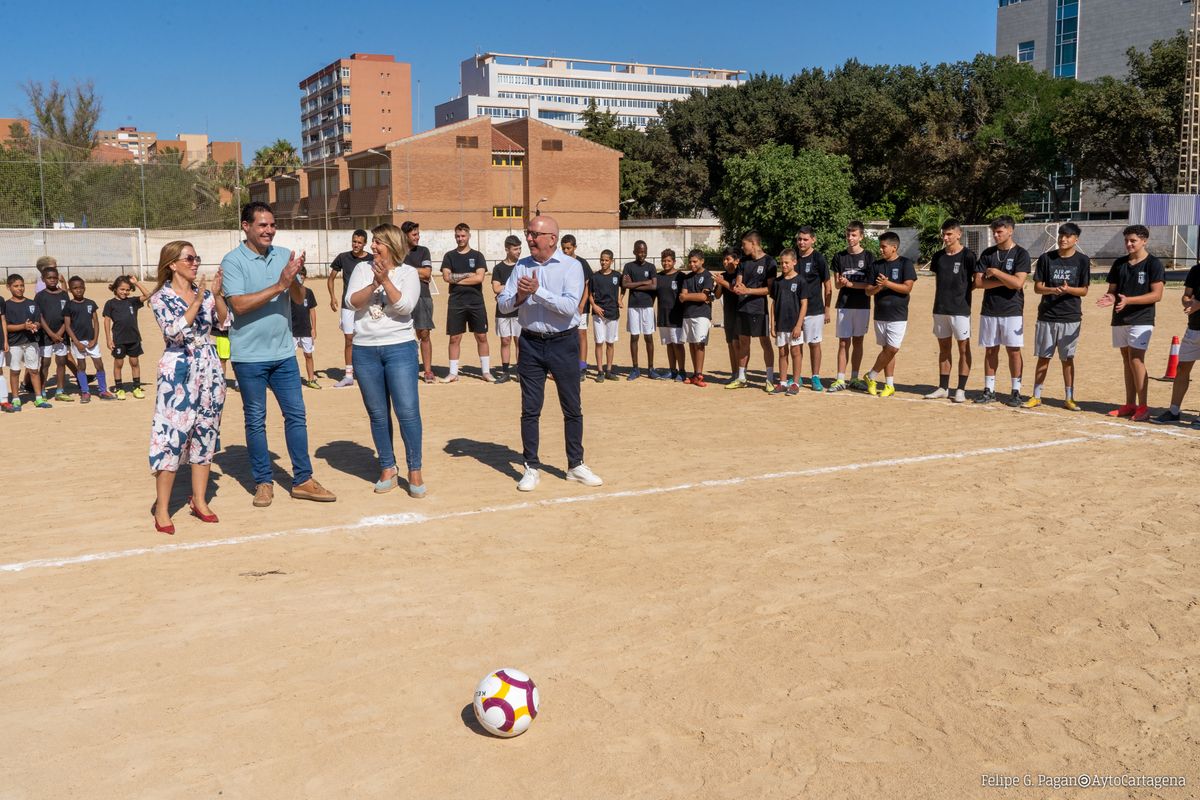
[497,215,603,492]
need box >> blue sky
[0,0,997,160]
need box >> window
[541,139,564,151]
[1018,41,1035,63]
[342,104,351,115]
[491,153,525,167]
[492,205,525,218]
[1054,0,1078,78]
[340,67,350,79]
[343,123,351,134]
[480,106,528,119]
[456,135,479,148]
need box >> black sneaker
[1005,391,1024,407]
[494,370,511,385]
[579,368,587,383]
[974,389,996,404]
[1152,409,1181,424]
[605,371,617,381]
[595,372,605,383]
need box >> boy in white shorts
[973,215,1030,407]
[769,249,807,395]
[827,221,874,392]
[794,227,831,391]
[4,274,51,408]
[490,235,523,384]
[1026,222,1090,410]
[291,266,320,389]
[327,229,371,388]
[678,249,715,386]
[589,249,621,382]
[926,219,976,403]
[1097,225,1164,421]
[1153,259,1200,425]
[654,249,685,381]
[621,240,658,380]
[63,276,115,401]
[864,232,917,397]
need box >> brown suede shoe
[253,483,274,507]
[290,478,336,502]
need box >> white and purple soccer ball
[473,668,540,738]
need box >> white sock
[0,378,8,403]
[867,370,878,381]
[836,372,845,382]
[985,375,996,391]
[1033,384,1043,398]
[1012,378,1022,393]
[449,359,459,376]
[738,367,746,380]
[1065,387,1074,400]
[345,364,353,375]
[480,356,490,374]
[886,376,894,387]
[1170,404,1181,414]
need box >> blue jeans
[352,341,422,472]
[232,357,312,487]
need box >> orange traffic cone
[1163,336,1181,380]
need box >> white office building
[435,52,745,132]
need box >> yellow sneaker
[53,392,74,402]
[115,389,127,401]
[132,386,146,399]
[866,377,878,396]
[725,378,746,390]
[1064,398,1081,412]
[1022,396,1042,409]
[879,383,895,397]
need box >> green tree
[247,138,300,182]
[714,143,856,255]
[23,79,101,155]
[1056,32,1186,196]
[899,202,952,264]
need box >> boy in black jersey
[827,221,874,392]
[1026,223,1090,410]
[1097,225,1164,421]
[926,219,976,403]
[769,250,808,395]
[589,249,622,381]
[1154,259,1200,425]
[490,235,523,384]
[103,274,151,399]
[729,230,777,392]
[292,266,320,388]
[622,240,657,380]
[63,276,114,401]
[678,249,715,386]
[440,222,493,383]
[402,221,437,383]
[793,227,831,391]
[655,249,685,380]
[711,247,741,383]
[560,234,593,380]
[864,232,917,397]
[328,229,371,387]
[35,266,72,400]
[4,274,50,408]
[974,216,1030,407]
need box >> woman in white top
[345,223,425,497]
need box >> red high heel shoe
[189,497,219,523]
[151,502,175,535]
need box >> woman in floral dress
[149,240,228,534]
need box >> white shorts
[1179,328,1200,363]
[294,337,314,354]
[932,314,971,341]
[572,310,587,330]
[593,318,619,344]
[802,314,824,344]
[496,316,522,339]
[836,308,870,339]
[775,331,804,348]
[340,308,356,335]
[42,341,69,358]
[70,341,101,360]
[979,315,1024,348]
[682,317,710,345]
[8,343,40,371]
[659,326,683,345]
[627,307,655,336]
[874,320,908,349]
[1111,324,1153,351]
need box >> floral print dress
[148,286,227,472]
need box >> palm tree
[247,139,300,182]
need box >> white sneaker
[333,375,354,388]
[924,387,950,399]
[517,467,540,492]
[566,464,603,487]
[953,389,967,404]
[481,370,496,383]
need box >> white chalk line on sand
[0,432,1130,574]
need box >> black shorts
[112,342,144,358]
[737,312,767,338]
[413,295,435,331]
[447,302,488,335]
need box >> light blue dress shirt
[496,250,584,334]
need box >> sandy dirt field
[1,276,1197,799]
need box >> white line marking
[0,433,1128,574]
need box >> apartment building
[299,53,413,164]
[435,52,744,132]
[96,126,157,163]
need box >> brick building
[299,53,412,164]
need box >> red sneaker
[1107,404,1136,418]
[682,375,694,385]
[693,375,707,387]
[1131,405,1151,422]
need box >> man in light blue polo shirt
[221,202,336,507]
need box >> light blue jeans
[352,341,422,472]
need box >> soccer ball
[473,668,540,738]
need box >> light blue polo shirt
[220,242,295,363]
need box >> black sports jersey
[736,255,777,316]
[831,249,874,310]
[102,296,145,344]
[404,245,434,300]
[976,244,1031,318]
[36,289,69,336]
[717,268,739,328]
[64,297,99,342]
[622,260,657,309]
[771,273,806,333]
[3,297,39,345]
[679,270,714,319]
[1034,250,1091,323]
[590,270,622,321]
[872,257,918,323]
[655,271,683,327]
[1186,265,1200,332]
[577,257,594,310]
[330,250,373,303]
[492,261,519,319]
[795,251,830,316]
[929,247,976,317]
[1107,255,1165,326]
[442,249,487,304]
[291,287,317,337]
